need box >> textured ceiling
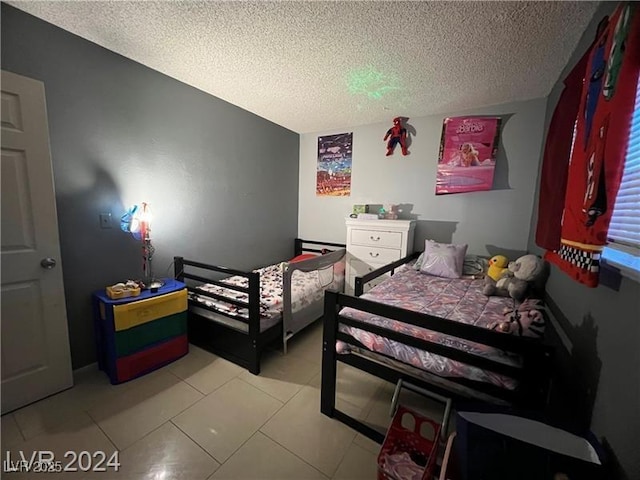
[8,1,599,133]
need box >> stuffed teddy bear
[483,254,546,301]
[486,255,509,282]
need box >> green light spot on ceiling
[347,66,402,100]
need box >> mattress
[338,265,530,390]
[190,261,343,332]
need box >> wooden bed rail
[174,256,261,346]
[295,238,347,256]
[355,252,420,296]
[175,257,258,279]
[336,293,551,356]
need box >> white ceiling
[8,1,599,133]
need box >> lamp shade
[120,203,151,241]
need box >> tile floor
[0,320,443,480]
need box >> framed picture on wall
[436,116,501,195]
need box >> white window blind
[607,80,640,250]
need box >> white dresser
[345,218,416,294]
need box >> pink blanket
[339,266,529,390]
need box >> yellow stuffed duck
[487,255,509,282]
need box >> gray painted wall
[1,4,300,369]
[299,98,546,257]
[527,3,639,478]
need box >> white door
[1,70,73,414]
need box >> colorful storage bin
[112,288,187,331]
[113,312,187,357]
[113,334,188,384]
[93,279,188,384]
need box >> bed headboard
[294,238,346,257]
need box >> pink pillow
[419,240,468,278]
[289,253,317,263]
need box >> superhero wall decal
[383,117,409,156]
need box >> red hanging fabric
[535,50,592,251]
[545,2,640,287]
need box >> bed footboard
[321,289,555,441]
[174,256,266,374]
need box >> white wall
[299,98,547,256]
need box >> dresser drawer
[350,229,402,249]
[114,312,187,357]
[347,260,392,294]
[115,334,188,383]
[349,259,387,276]
[112,289,187,331]
[348,273,389,294]
[349,245,401,265]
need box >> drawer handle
[137,309,153,318]
[370,236,380,241]
[369,252,380,258]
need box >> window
[602,78,640,281]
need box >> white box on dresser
[345,218,416,294]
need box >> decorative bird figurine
[487,255,509,282]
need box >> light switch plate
[99,212,112,229]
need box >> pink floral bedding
[191,262,342,324]
[338,265,527,390]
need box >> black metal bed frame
[175,238,345,375]
[320,252,555,443]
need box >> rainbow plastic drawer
[111,288,187,331]
[114,334,188,384]
[93,279,189,384]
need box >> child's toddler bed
[190,258,343,336]
[176,239,345,374]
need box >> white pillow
[419,240,468,279]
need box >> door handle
[40,257,57,269]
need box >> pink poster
[436,116,501,195]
